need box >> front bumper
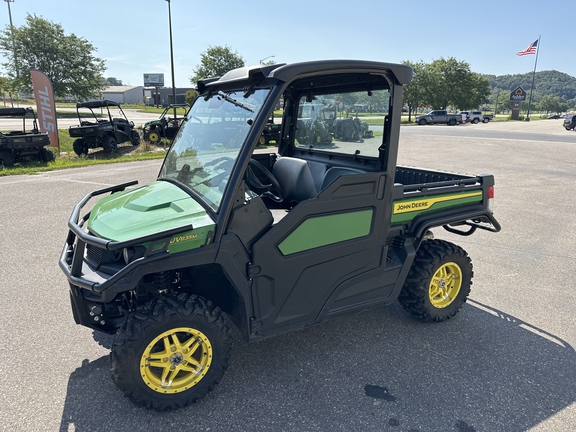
[59,181,194,303]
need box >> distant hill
[483,70,576,105]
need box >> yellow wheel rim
[259,135,266,145]
[149,132,160,142]
[140,327,213,394]
[429,262,462,308]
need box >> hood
[88,181,215,242]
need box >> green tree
[0,14,106,100]
[0,75,15,105]
[190,45,245,84]
[539,94,566,113]
[185,89,199,106]
[425,57,485,110]
[105,77,124,86]
[402,60,428,121]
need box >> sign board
[30,69,59,150]
[510,86,526,101]
[144,73,164,87]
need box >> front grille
[86,243,102,265]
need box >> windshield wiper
[218,91,254,113]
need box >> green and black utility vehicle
[142,104,189,144]
[0,107,53,167]
[60,60,501,411]
[68,99,140,156]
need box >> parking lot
[0,119,574,431]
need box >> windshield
[159,88,270,212]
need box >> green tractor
[143,104,189,144]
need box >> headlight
[123,247,136,264]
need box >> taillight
[488,185,494,211]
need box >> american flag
[517,40,538,56]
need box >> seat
[271,157,327,205]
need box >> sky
[0,0,570,89]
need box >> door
[249,171,393,337]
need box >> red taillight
[488,185,494,211]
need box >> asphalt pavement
[0,120,575,431]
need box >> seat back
[272,157,326,205]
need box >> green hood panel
[88,181,215,243]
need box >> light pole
[166,0,177,119]
[4,0,17,106]
[259,55,275,65]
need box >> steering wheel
[245,159,284,202]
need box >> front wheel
[472,118,479,124]
[145,129,161,144]
[111,294,232,411]
[131,130,141,146]
[398,239,473,322]
[418,119,427,125]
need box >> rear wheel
[0,150,14,167]
[111,294,233,411]
[448,119,457,125]
[73,139,88,156]
[102,135,118,153]
[41,147,55,162]
[398,239,473,321]
[483,118,489,123]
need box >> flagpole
[526,35,541,121]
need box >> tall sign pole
[525,35,541,121]
[5,0,18,106]
[166,0,177,118]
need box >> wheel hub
[171,353,184,366]
[429,262,462,309]
[140,328,213,394]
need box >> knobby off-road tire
[398,239,473,322]
[41,147,55,162]
[0,150,14,167]
[111,293,232,411]
[131,130,141,146]
[102,135,118,153]
[145,129,161,144]
[73,139,88,156]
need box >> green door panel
[277,209,373,255]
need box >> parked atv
[68,100,140,156]
[143,104,189,144]
[333,116,373,142]
[0,107,53,167]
